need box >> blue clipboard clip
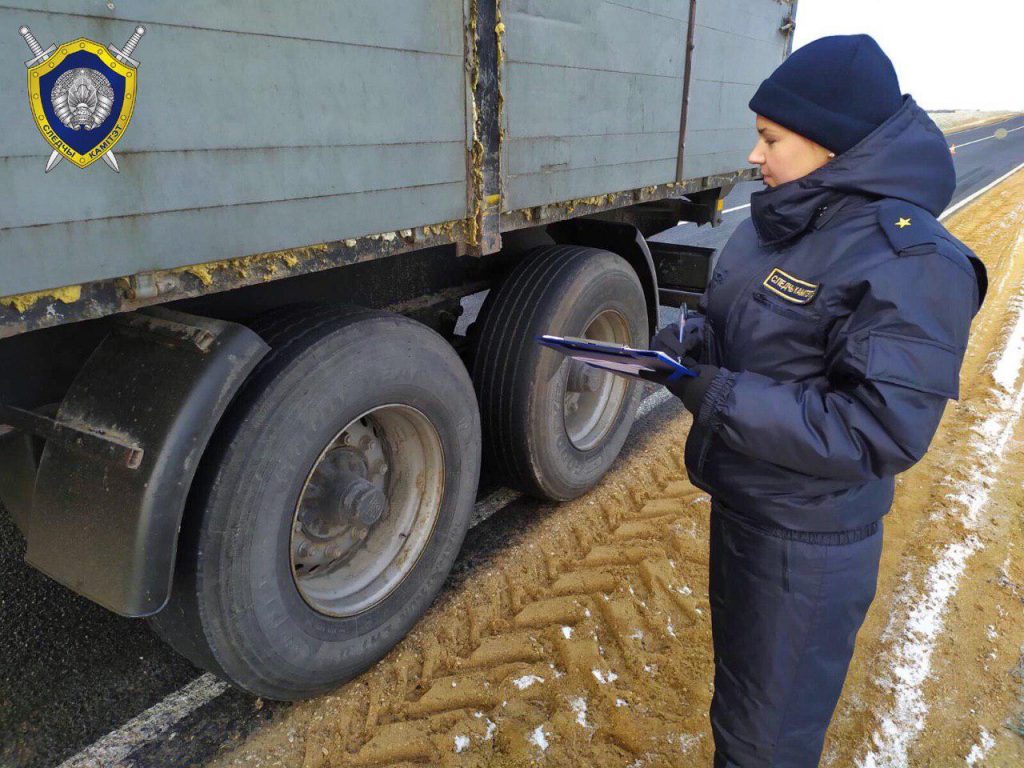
[534,334,698,382]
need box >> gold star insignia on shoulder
[895,217,912,229]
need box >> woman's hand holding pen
[650,320,703,362]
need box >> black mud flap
[647,241,718,309]
[25,307,269,617]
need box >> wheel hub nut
[338,470,387,526]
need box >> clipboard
[535,334,698,382]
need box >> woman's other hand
[638,356,722,415]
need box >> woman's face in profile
[747,114,833,188]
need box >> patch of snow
[678,733,702,752]
[512,674,544,690]
[965,727,995,765]
[592,669,619,685]
[454,735,470,753]
[529,724,549,751]
[616,698,629,707]
[570,696,589,728]
[993,295,1024,392]
[561,626,573,639]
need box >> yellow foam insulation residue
[0,284,83,313]
[564,193,618,215]
[182,264,215,286]
[172,243,330,287]
[495,19,505,68]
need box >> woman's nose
[747,147,763,166]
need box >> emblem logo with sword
[20,23,146,173]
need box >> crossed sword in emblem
[19,24,146,173]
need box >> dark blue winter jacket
[684,93,988,533]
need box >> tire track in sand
[207,414,719,767]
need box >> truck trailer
[0,0,795,699]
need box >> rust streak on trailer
[675,0,698,182]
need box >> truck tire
[148,305,481,700]
[472,245,647,500]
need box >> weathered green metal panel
[0,0,790,307]
[501,0,688,211]
[0,1,468,296]
[683,0,794,178]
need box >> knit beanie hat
[748,34,903,156]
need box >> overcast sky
[791,0,1021,111]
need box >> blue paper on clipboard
[535,334,698,382]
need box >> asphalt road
[1,113,1021,768]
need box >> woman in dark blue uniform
[643,34,988,766]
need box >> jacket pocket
[865,330,962,399]
[751,290,823,324]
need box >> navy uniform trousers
[708,498,883,767]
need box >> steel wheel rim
[290,404,445,617]
[562,309,631,450]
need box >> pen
[678,304,688,345]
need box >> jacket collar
[749,182,845,248]
[749,181,883,249]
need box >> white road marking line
[856,247,1024,767]
[64,386,677,766]
[677,201,752,226]
[950,124,1024,149]
[722,203,752,214]
[57,673,229,768]
[940,161,1024,221]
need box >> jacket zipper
[691,207,825,479]
[690,217,821,478]
[691,251,764,480]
